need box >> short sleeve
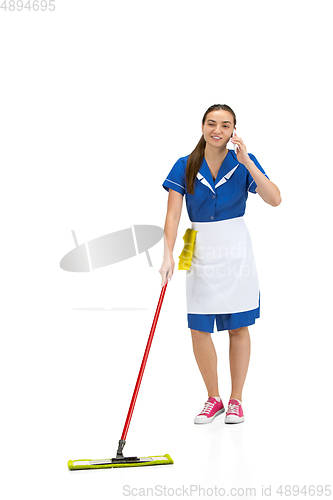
[246,153,270,194]
[162,157,186,196]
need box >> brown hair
[186,104,236,195]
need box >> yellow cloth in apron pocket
[178,228,198,270]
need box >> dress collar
[197,150,239,194]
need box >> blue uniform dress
[162,149,269,333]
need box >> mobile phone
[232,130,240,153]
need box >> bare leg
[191,329,219,398]
[228,326,251,401]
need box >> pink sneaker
[194,397,225,424]
[225,398,244,424]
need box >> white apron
[186,216,260,314]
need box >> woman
[159,104,281,424]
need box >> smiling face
[202,109,235,149]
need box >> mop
[68,277,173,470]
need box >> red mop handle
[121,279,169,441]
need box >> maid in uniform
[160,104,281,424]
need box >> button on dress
[162,149,269,333]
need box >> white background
[1,0,332,498]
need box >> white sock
[212,396,221,402]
